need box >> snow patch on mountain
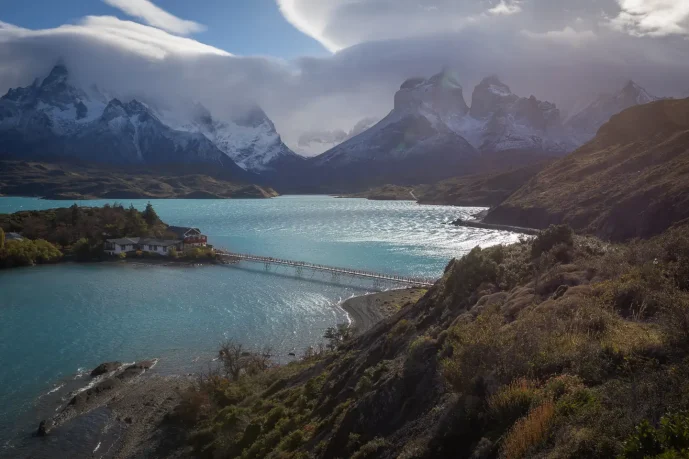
[0,65,300,173]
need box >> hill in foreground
[117,224,689,458]
[485,98,689,241]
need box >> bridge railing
[215,249,435,286]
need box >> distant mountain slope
[416,160,552,207]
[485,98,689,241]
[565,80,659,144]
[0,65,301,175]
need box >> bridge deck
[216,250,436,287]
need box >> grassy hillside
[485,98,689,241]
[416,161,550,207]
[166,223,689,458]
[0,160,279,200]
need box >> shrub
[389,319,414,338]
[352,437,387,459]
[355,375,373,395]
[501,401,555,459]
[532,225,574,259]
[0,239,62,268]
[621,412,689,458]
[168,247,178,258]
[488,379,539,427]
[118,252,126,259]
[278,429,305,451]
[446,247,499,308]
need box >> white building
[104,237,184,257]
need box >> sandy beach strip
[341,287,428,333]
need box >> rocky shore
[34,360,192,459]
[341,287,428,333]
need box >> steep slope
[161,224,689,459]
[486,98,689,241]
[158,104,304,173]
[565,80,659,144]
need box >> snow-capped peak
[0,64,301,174]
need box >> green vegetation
[0,203,173,268]
[170,223,689,458]
[0,238,62,268]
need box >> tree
[143,202,160,227]
[0,227,4,250]
[70,203,81,225]
[324,323,354,351]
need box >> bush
[621,412,689,458]
[0,239,62,268]
[447,247,499,308]
[532,225,574,259]
[168,246,178,258]
[488,379,539,427]
[389,319,414,337]
[352,437,387,459]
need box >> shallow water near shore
[0,195,521,457]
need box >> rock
[91,361,121,377]
[553,285,569,300]
[124,416,134,424]
[37,420,48,437]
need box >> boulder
[37,420,48,437]
[91,361,121,377]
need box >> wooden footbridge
[215,250,436,287]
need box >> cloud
[104,0,206,35]
[609,0,689,37]
[1,1,689,154]
[521,26,597,46]
[488,1,523,16]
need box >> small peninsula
[0,203,217,269]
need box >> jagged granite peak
[0,64,299,175]
[565,79,659,143]
[41,64,69,89]
[469,75,519,119]
[394,68,469,117]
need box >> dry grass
[501,400,555,459]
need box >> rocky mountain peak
[235,105,276,131]
[393,69,469,117]
[470,75,519,119]
[618,80,655,105]
[41,64,69,89]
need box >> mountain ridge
[0,64,302,176]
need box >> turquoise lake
[0,196,520,454]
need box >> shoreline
[341,287,428,334]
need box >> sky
[1,0,689,155]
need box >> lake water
[0,196,520,456]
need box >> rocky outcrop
[40,359,158,435]
[90,361,121,377]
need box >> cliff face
[485,98,689,241]
[170,224,689,459]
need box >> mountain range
[0,65,660,192]
[0,65,302,179]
